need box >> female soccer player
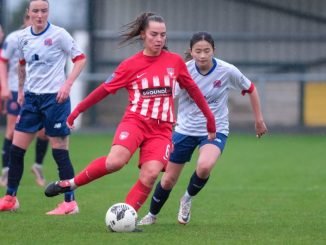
[138,31,268,225]
[44,13,216,213]
[0,13,49,188]
[0,0,86,215]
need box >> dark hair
[119,12,167,48]
[28,0,49,9]
[183,49,192,62]
[190,32,215,50]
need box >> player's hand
[207,132,216,140]
[17,90,24,106]
[1,87,11,101]
[66,109,80,129]
[57,83,71,103]
[255,120,267,138]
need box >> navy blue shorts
[15,92,71,137]
[169,132,228,164]
[6,91,21,116]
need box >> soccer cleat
[0,167,9,187]
[0,195,19,211]
[46,200,79,215]
[31,164,46,187]
[177,197,192,224]
[44,180,72,197]
[137,213,157,226]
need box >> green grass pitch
[0,132,325,244]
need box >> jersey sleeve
[17,32,26,64]
[60,28,85,62]
[228,65,252,92]
[102,61,131,94]
[0,33,17,62]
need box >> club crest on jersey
[167,68,175,78]
[213,80,222,88]
[119,131,129,140]
[44,38,53,46]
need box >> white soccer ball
[105,203,138,232]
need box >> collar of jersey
[30,22,51,36]
[195,58,217,76]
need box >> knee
[161,174,177,190]
[139,168,161,188]
[105,155,125,172]
[196,163,212,178]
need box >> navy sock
[52,149,75,202]
[149,182,172,215]
[187,171,209,197]
[2,138,12,168]
[6,145,26,196]
[35,137,49,165]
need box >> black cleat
[44,180,72,197]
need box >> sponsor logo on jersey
[31,54,39,61]
[119,131,129,140]
[213,80,222,88]
[23,40,28,46]
[141,87,172,98]
[44,38,53,46]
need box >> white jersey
[175,58,252,136]
[0,29,22,91]
[17,23,84,94]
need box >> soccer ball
[105,203,138,232]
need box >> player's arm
[244,83,267,138]
[0,59,10,100]
[17,61,26,105]
[57,54,86,103]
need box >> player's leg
[138,161,185,225]
[178,133,227,224]
[138,132,196,225]
[31,128,49,186]
[125,160,164,212]
[44,115,142,198]
[0,93,20,187]
[125,121,173,213]
[0,130,35,211]
[0,114,16,187]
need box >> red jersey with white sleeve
[102,50,215,130]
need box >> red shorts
[113,112,173,168]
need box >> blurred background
[0,0,325,134]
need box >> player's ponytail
[119,12,168,49]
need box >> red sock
[74,156,108,186]
[125,180,152,212]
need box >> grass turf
[0,132,325,244]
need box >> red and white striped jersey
[103,50,200,123]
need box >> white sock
[69,179,77,190]
[148,212,156,218]
[182,191,192,202]
[33,163,43,168]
